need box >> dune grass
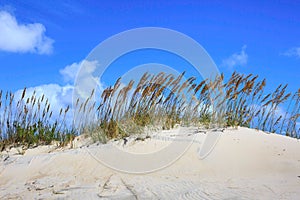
[0,89,75,151]
[1,71,299,150]
[77,71,300,142]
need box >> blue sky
[0,0,299,114]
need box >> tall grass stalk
[1,71,299,150]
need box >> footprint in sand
[98,174,138,200]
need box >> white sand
[1,127,300,199]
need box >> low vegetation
[77,71,300,142]
[0,89,74,151]
[1,71,299,150]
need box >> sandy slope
[1,127,300,199]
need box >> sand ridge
[1,127,300,199]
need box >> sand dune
[1,127,300,199]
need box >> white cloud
[13,60,103,127]
[14,83,74,125]
[222,45,248,69]
[0,10,54,54]
[60,60,101,90]
[59,60,105,128]
[73,60,102,99]
[60,62,81,83]
[15,84,73,111]
[283,47,300,58]
[59,59,103,98]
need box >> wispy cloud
[282,47,300,58]
[0,10,54,54]
[222,45,248,69]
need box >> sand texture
[1,127,300,199]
